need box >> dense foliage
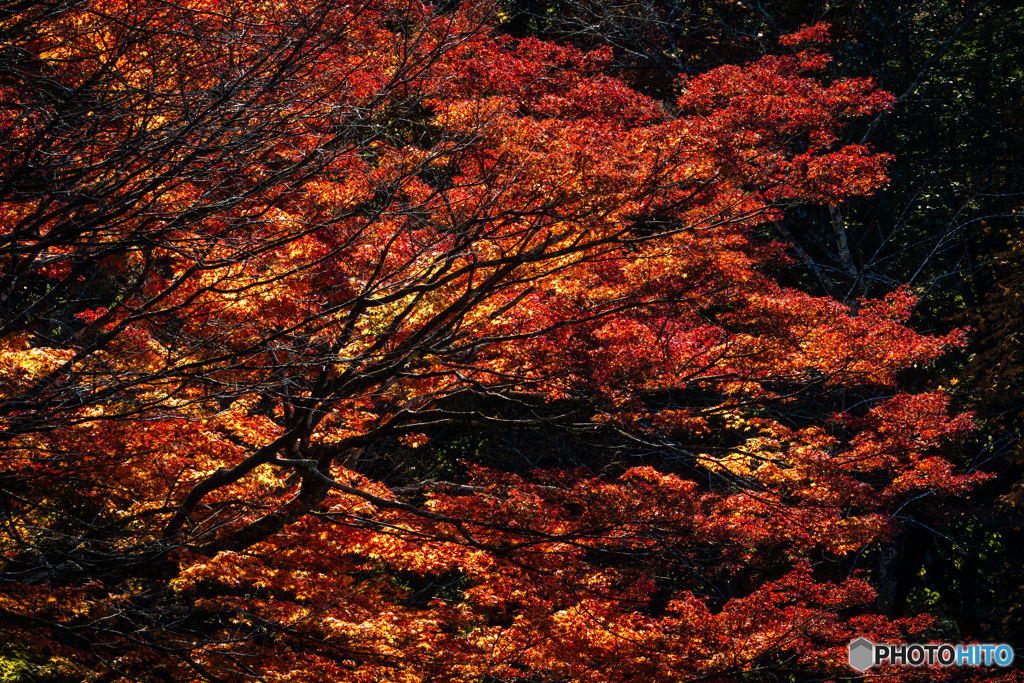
[0,0,1019,680]
[503,0,1024,645]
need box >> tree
[0,1,992,680]
[501,0,1024,640]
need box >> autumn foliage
[0,1,995,680]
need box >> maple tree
[0,0,999,680]
[506,0,1024,638]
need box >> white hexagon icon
[848,637,875,672]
